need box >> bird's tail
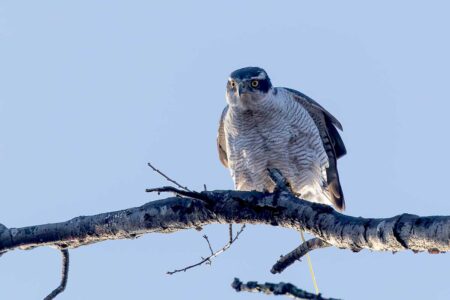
[326,158,345,211]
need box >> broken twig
[271,238,330,274]
[232,278,341,300]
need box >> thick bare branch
[0,189,449,256]
[271,238,330,274]
[231,278,341,300]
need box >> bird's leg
[267,168,290,194]
[267,168,293,207]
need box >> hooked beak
[237,81,250,97]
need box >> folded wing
[283,87,347,210]
[217,106,229,168]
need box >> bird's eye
[251,80,259,88]
[230,81,236,88]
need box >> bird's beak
[237,82,249,97]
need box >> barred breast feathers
[223,89,330,198]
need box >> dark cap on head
[230,67,269,80]
[229,67,272,93]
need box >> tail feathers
[328,180,345,211]
[325,154,345,211]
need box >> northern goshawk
[217,67,346,211]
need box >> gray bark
[232,278,341,300]
[271,238,330,274]
[0,189,449,254]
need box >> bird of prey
[217,67,347,211]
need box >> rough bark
[0,188,448,254]
[232,278,341,300]
[271,238,330,274]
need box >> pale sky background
[1,1,449,299]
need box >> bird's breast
[225,111,295,168]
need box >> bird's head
[226,67,272,109]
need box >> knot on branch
[0,223,8,233]
[0,223,9,257]
[392,213,419,249]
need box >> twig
[145,186,210,203]
[271,238,330,274]
[43,249,69,300]
[231,278,341,300]
[167,225,246,275]
[203,235,214,255]
[147,162,191,192]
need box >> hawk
[217,67,347,211]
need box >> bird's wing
[217,105,229,168]
[283,87,346,211]
[283,87,346,158]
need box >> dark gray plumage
[217,67,346,211]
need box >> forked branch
[167,225,245,275]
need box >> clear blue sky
[1,1,449,299]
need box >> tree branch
[271,238,330,274]
[0,188,448,256]
[43,249,69,300]
[231,278,341,300]
[147,162,191,192]
[166,225,245,275]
